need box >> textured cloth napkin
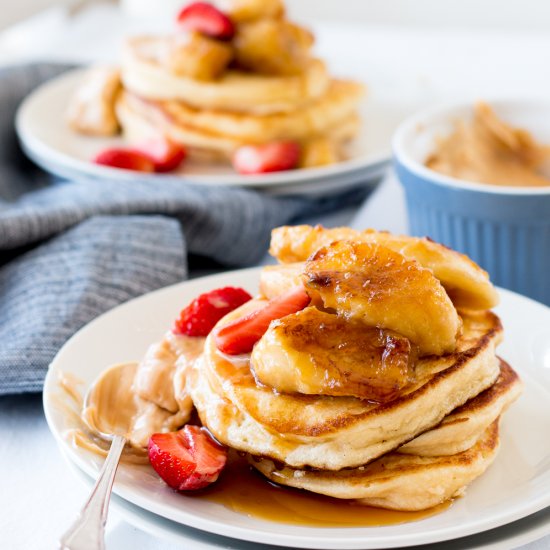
[0,63,374,395]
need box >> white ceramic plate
[15,70,394,196]
[64,456,550,550]
[43,268,550,549]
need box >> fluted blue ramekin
[393,100,550,306]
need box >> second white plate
[15,70,396,196]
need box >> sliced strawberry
[174,286,252,337]
[148,425,227,491]
[215,286,310,355]
[93,148,155,172]
[232,141,301,175]
[133,138,186,173]
[177,2,234,40]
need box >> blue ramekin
[393,100,550,306]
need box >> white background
[2,1,550,549]
[4,0,550,30]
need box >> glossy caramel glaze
[251,306,413,402]
[304,240,461,356]
[269,225,498,310]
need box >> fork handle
[59,435,126,550]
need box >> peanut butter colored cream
[75,331,204,452]
[426,102,550,187]
[82,362,185,448]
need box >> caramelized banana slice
[271,225,498,310]
[165,33,233,81]
[251,307,412,402]
[271,225,374,263]
[234,20,313,75]
[304,241,461,356]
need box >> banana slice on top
[270,225,498,310]
[304,241,462,356]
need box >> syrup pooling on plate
[194,452,452,527]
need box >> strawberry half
[215,286,310,355]
[232,141,301,175]
[93,148,155,172]
[174,286,252,337]
[177,2,235,40]
[148,425,227,491]
[133,138,186,173]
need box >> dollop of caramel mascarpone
[426,102,550,187]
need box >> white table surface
[1,4,550,549]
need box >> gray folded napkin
[0,63,375,395]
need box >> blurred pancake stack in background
[68,0,365,169]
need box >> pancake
[399,358,522,456]
[269,225,499,310]
[250,420,500,511]
[116,90,360,159]
[189,301,502,470]
[127,79,364,141]
[121,36,330,114]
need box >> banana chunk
[234,19,313,76]
[251,307,413,402]
[271,225,498,310]
[165,33,233,81]
[304,241,462,356]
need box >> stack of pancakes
[115,0,364,163]
[189,225,523,511]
